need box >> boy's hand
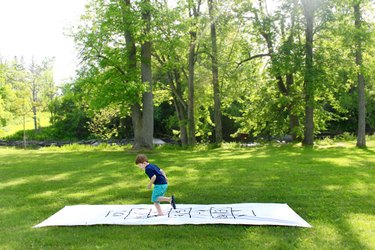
[160,169,168,182]
[148,175,156,189]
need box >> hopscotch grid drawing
[33,203,312,228]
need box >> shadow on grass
[0,145,374,249]
[166,145,374,249]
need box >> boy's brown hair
[135,154,148,164]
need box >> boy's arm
[147,175,156,189]
[160,169,168,182]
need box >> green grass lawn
[0,112,51,138]
[0,141,374,249]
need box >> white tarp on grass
[33,203,312,228]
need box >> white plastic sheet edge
[33,203,312,228]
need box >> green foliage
[315,137,335,146]
[50,84,90,140]
[43,142,131,152]
[5,126,56,141]
[4,0,373,143]
[0,83,13,127]
[71,0,145,111]
[87,106,122,140]
[334,132,357,141]
[0,56,58,143]
[154,101,178,139]
[0,112,51,139]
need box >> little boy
[135,154,176,216]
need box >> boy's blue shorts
[151,184,168,203]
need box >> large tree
[187,0,202,146]
[251,0,303,140]
[301,0,320,146]
[208,0,223,143]
[72,0,155,149]
[28,57,55,130]
[354,1,366,147]
[130,0,154,149]
[140,0,154,148]
[152,1,191,145]
[9,58,32,147]
[65,0,375,145]
[0,60,14,127]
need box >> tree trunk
[173,98,188,145]
[286,2,299,140]
[301,0,315,146]
[32,81,37,130]
[169,69,188,145]
[140,0,153,149]
[178,110,188,145]
[30,64,38,130]
[208,0,223,144]
[354,3,366,147]
[286,74,299,140]
[23,115,26,148]
[154,51,188,146]
[255,3,298,142]
[187,34,196,146]
[187,2,201,146]
[121,0,152,149]
[131,103,145,149]
[32,105,37,130]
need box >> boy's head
[135,154,148,165]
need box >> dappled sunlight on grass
[44,173,72,181]
[323,185,342,191]
[1,140,375,248]
[85,176,106,184]
[314,157,357,167]
[315,142,351,148]
[349,181,373,196]
[184,156,212,164]
[29,190,61,199]
[299,222,345,248]
[169,167,201,180]
[0,177,31,190]
[346,213,375,249]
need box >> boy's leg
[157,196,171,203]
[154,202,164,216]
[157,195,176,209]
[152,185,169,216]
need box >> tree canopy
[1,0,374,148]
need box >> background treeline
[0,57,56,141]
[1,0,375,149]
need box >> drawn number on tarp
[105,207,257,220]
